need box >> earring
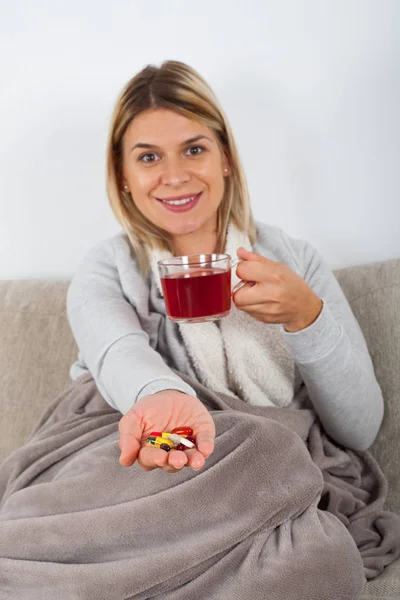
[224,169,229,174]
[123,185,129,192]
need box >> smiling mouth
[156,193,202,206]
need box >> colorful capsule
[149,431,174,438]
[146,440,171,452]
[186,436,196,445]
[146,438,158,446]
[146,436,174,448]
[171,426,193,436]
[175,443,187,451]
[146,439,172,452]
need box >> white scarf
[147,222,295,407]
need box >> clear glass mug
[157,253,247,323]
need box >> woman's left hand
[233,247,323,332]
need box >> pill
[167,434,186,445]
[146,438,160,446]
[146,439,172,452]
[186,436,196,445]
[172,435,194,449]
[159,443,171,452]
[151,440,171,451]
[146,436,174,448]
[175,443,187,451]
[149,431,172,438]
[146,439,158,447]
[171,426,193,436]
[154,436,173,447]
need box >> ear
[222,156,231,176]
[121,182,130,193]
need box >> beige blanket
[1,371,399,600]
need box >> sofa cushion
[361,557,400,597]
[335,258,400,516]
[0,280,77,463]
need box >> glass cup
[157,253,246,324]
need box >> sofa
[1,257,399,598]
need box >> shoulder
[74,230,141,278]
[83,231,131,257]
[253,221,322,277]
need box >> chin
[163,220,200,237]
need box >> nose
[160,156,190,186]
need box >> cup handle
[231,258,254,294]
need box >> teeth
[162,195,196,206]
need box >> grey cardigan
[66,221,384,451]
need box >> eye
[137,145,206,164]
[185,145,205,156]
[138,152,159,164]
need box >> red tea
[161,268,232,321]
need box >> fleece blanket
[1,371,400,600]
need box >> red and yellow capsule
[149,431,173,439]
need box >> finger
[195,430,215,458]
[161,464,183,474]
[136,445,170,470]
[185,448,207,470]
[191,414,216,458]
[137,446,188,473]
[118,409,143,466]
[236,246,279,267]
[233,284,277,308]
[167,449,189,470]
[235,258,274,284]
[235,302,282,323]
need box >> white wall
[1,0,399,279]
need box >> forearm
[283,302,384,451]
[97,334,198,414]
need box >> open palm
[118,390,216,473]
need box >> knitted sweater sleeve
[66,239,197,415]
[279,231,384,451]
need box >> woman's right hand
[118,390,216,473]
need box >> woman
[67,60,383,474]
[1,60,391,599]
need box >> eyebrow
[129,134,213,153]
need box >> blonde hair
[106,60,256,275]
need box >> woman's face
[121,108,230,243]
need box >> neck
[171,228,218,257]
